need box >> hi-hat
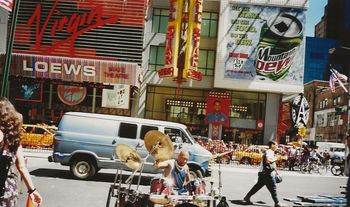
[144,130,174,161]
[115,144,141,170]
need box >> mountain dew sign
[215,1,306,93]
[255,13,303,81]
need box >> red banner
[206,92,230,127]
[0,0,13,12]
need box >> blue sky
[306,0,328,37]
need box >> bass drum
[124,194,154,207]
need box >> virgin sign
[27,0,118,54]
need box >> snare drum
[149,178,171,205]
[187,179,206,195]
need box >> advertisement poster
[206,92,231,139]
[215,2,306,93]
[102,84,130,109]
[15,82,43,102]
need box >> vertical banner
[206,91,230,139]
[291,93,309,128]
[157,0,183,78]
[183,0,203,81]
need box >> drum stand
[106,143,160,207]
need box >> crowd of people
[195,137,332,171]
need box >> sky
[305,0,328,37]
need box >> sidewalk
[22,148,52,159]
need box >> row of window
[152,9,218,38]
[119,122,191,144]
[319,96,341,109]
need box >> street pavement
[17,150,347,207]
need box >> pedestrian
[345,134,350,205]
[243,141,285,207]
[0,97,42,207]
[288,145,298,171]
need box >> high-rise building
[304,37,337,83]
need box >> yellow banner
[158,0,183,78]
[183,0,203,80]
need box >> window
[119,123,137,139]
[164,127,191,143]
[201,12,218,37]
[198,49,216,76]
[149,46,165,71]
[140,125,158,140]
[152,9,169,33]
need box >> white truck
[316,142,345,157]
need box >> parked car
[21,124,57,148]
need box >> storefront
[0,0,148,124]
[144,85,266,144]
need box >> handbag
[275,173,283,184]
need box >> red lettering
[104,72,129,79]
[165,26,175,65]
[27,0,118,54]
[158,67,174,78]
[264,62,277,72]
[191,28,200,67]
[194,0,202,23]
[169,0,177,21]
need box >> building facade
[0,0,309,145]
[303,37,337,83]
[140,0,308,144]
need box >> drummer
[154,150,191,194]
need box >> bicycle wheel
[331,164,342,176]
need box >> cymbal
[115,144,141,170]
[144,130,174,161]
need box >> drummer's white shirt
[163,159,189,187]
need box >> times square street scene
[0,0,350,206]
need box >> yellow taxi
[21,124,57,149]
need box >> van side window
[164,128,190,143]
[140,125,158,140]
[119,123,137,139]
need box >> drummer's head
[177,150,189,166]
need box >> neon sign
[27,0,118,54]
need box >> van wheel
[70,158,96,179]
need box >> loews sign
[5,54,140,87]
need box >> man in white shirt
[244,141,285,207]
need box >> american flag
[0,0,13,12]
[329,68,348,93]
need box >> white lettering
[64,64,81,75]
[50,63,61,74]
[23,60,33,71]
[23,60,96,77]
[35,61,48,72]
[83,66,96,76]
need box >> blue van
[48,112,212,179]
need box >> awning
[0,53,141,88]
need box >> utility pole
[1,0,21,97]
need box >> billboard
[215,1,306,94]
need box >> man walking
[243,141,285,207]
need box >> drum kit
[106,130,223,207]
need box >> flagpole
[1,0,21,97]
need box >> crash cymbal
[115,144,141,170]
[144,130,174,161]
